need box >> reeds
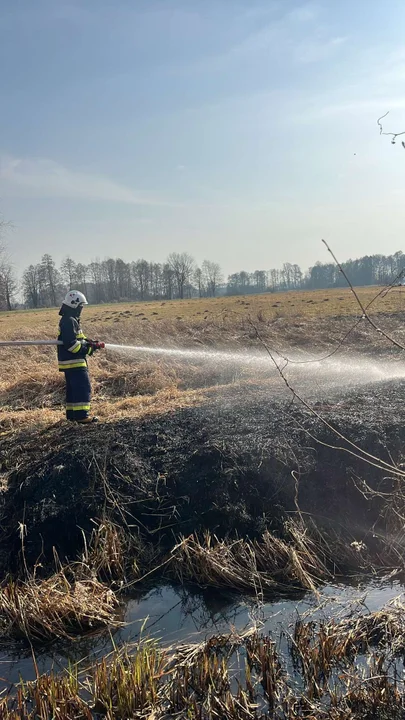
[0,570,120,642]
[8,670,91,720]
[298,599,405,662]
[82,520,131,584]
[1,617,404,720]
[92,640,167,717]
[245,633,284,711]
[170,523,330,597]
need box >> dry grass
[81,518,159,585]
[169,523,330,597]
[82,520,130,584]
[3,286,405,333]
[0,386,214,433]
[291,601,405,705]
[1,287,405,432]
[0,570,121,642]
[0,297,265,430]
[301,599,405,662]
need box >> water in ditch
[0,577,402,690]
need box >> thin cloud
[0,156,178,207]
[314,98,405,119]
[295,35,347,64]
[287,5,319,24]
[179,4,344,78]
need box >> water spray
[1,339,405,387]
[0,339,275,365]
[0,339,288,367]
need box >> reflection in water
[0,578,403,690]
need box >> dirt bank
[1,378,404,576]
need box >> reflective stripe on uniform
[67,401,92,407]
[59,358,87,365]
[66,404,91,411]
[58,360,87,370]
[68,341,82,353]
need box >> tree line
[1,240,405,310]
[226,253,405,295]
[20,253,223,308]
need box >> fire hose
[0,340,106,349]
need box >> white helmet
[63,290,88,308]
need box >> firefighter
[57,291,103,423]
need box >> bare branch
[377,111,405,146]
[248,317,405,478]
[322,239,405,351]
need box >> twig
[377,111,405,145]
[322,239,405,351]
[249,318,405,478]
[252,267,405,368]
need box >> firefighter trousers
[64,368,91,421]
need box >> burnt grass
[1,379,405,576]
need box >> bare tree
[103,258,118,301]
[150,262,163,300]
[132,259,150,301]
[252,270,267,293]
[88,260,105,303]
[60,256,77,289]
[281,262,294,290]
[292,263,303,289]
[239,271,250,292]
[0,263,17,310]
[22,265,40,308]
[40,254,62,306]
[167,252,195,299]
[162,263,174,299]
[194,267,204,297]
[202,260,223,297]
[0,220,17,310]
[75,263,88,295]
[116,258,131,299]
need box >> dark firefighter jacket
[57,315,94,371]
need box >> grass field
[2,286,405,336]
[1,286,405,430]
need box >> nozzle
[89,340,105,350]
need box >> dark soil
[1,379,405,574]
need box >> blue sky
[1,0,405,274]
